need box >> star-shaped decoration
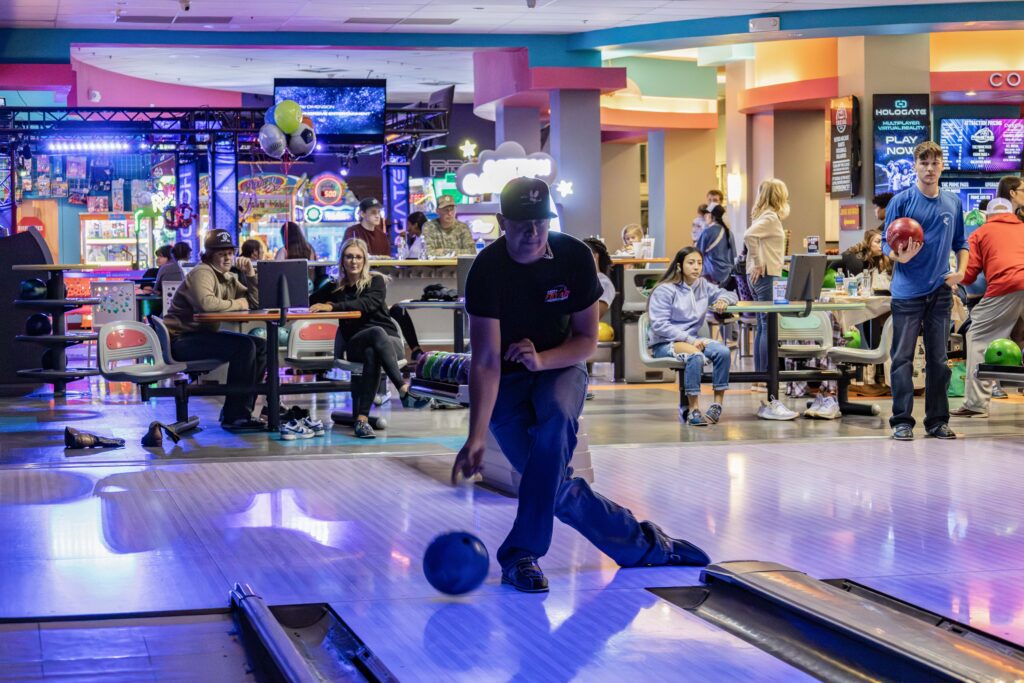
[460,140,478,159]
[555,180,574,198]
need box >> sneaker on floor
[756,396,799,421]
[373,388,392,406]
[687,408,708,427]
[353,420,376,439]
[222,417,267,432]
[280,419,315,440]
[625,521,711,567]
[803,393,826,418]
[705,403,722,424]
[501,558,549,593]
[992,385,1009,399]
[927,424,957,440]
[950,405,987,418]
[585,391,596,401]
[892,424,914,441]
[301,416,325,437]
[678,406,689,423]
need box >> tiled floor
[0,374,1022,680]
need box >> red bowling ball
[886,217,924,253]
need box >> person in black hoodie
[309,237,427,438]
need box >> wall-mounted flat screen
[939,118,1024,173]
[940,179,1001,212]
[274,79,386,143]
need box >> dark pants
[388,305,420,352]
[490,364,653,569]
[341,326,405,417]
[889,287,952,431]
[172,330,267,424]
[751,274,776,373]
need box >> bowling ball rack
[977,363,1024,385]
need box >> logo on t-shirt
[545,285,570,303]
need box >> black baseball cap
[499,177,558,221]
[204,229,236,251]
[358,197,382,213]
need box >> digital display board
[873,94,930,196]
[939,179,1001,212]
[939,118,1024,173]
[274,79,386,143]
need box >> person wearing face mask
[450,178,710,595]
[744,178,790,375]
[162,229,266,431]
[423,194,475,257]
[647,247,736,427]
[343,197,391,257]
[309,238,429,439]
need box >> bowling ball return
[977,363,1024,386]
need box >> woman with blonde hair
[744,178,789,374]
[842,228,891,277]
[619,223,645,256]
[309,238,426,438]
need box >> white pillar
[549,89,602,240]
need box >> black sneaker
[927,424,957,440]
[624,521,710,567]
[501,558,549,593]
[892,424,914,441]
[222,418,267,432]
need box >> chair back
[91,281,137,327]
[777,312,833,348]
[286,319,339,362]
[639,312,711,364]
[147,315,176,364]
[622,268,667,313]
[162,280,182,313]
[97,322,161,371]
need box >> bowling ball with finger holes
[886,217,924,253]
[984,338,1023,367]
[423,531,490,595]
[430,353,451,381]
[448,355,466,383]
[456,356,471,384]
[422,352,442,380]
[25,313,51,336]
[19,278,47,300]
[437,354,457,383]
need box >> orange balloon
[301,116,313,127]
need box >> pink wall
[73,60,242,108]
[0,64,76,103]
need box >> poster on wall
[873,94,930,196]
[66,156,87,180]
[829,96,861,199]
[111,178,125,212]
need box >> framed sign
[839,204,862,231]
[829,96,861,199]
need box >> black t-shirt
[309,273,398,344]
[465,232,603,374]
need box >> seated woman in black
[309,237,428,438]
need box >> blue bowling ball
[249,327,267,339]
[19,278,47,300]
[423,531,489,595]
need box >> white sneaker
[807,395,841,420]
[804,394,826,418]
[757,396,799,421]
[280,419,315,440]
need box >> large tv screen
[274,79,386,143]
[940,118,1024,173]
[940,179,1000,212]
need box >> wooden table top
[727,301,867,313]
[12,263,111,271]
[194,309,361,323]
[309,259,460,267]
[611,258,671,266]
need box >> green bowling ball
[822,268,837,289]
[842,328,862,349]
[431,352,452,381]
[965,209,986,229]
[422,352,443,380]
[984,338,1023,367]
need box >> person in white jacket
[647,247,737,426]
[744,178,789,373]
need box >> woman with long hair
[696,204,736,286]
[744,178,789,374]
[583,237,615,318]
[276,221,317,261]
[997,175,1024,221]
[647,246,736,426]
[309,238,427,438]
[841,228,891,277]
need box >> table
[724,301,867,402]
[194,309,360,431]
[309,258,459,268]
[827,294,892,330]
[13,263,109,394]
[609,258,671,381]
[394,299,466,353]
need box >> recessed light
[203,24,214,28]
[966,90,977,97]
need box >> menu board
[940,118,1024,173]
[873,94,930,196]
[829,96,860,198]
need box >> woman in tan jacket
[744,178,789,373]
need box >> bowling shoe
[926,424,957,440]
[501,558,549,593]
[626,521,711,567]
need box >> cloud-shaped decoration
[456,141,558,197]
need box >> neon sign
[456,141,558,197]
[312,174,346,205]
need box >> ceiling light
[966,90,977,97]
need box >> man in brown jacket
[164,229,266,430]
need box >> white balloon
[287,122,316,158]
[258,123,287,160]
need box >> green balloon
[984,338,1023,367]
[822,268,837,289]
[275,100,303,135]
[965,209,986,228]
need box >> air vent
[398,18,458,25]
[343,17,399,25]
[297,67,349,74]
[173,15,233,24]
[114,15,174,24]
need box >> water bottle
[834,269,845,293]
[475,237,485,253]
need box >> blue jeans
[889,287,952,431]
[651,341,731,395]
[172,330,266,424]
[751,274,777,373]
[489,364,654,569]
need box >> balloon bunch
[259,100,317,160]
[163,203,195,230]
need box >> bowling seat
[148,315,225,378]
[777,312,833,359]
[822,316,892,417]
[637,312,715,412]
[97,321,200,434]
[284,319,338,372]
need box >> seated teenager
[232,238,265,291]
[141,245,172,293]
[647,247,737,426]
[583,238,616,319]
[154,241,191,293]
[163,230,266,431]
[309,237,428,439]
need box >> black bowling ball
[19,278,47,300]
[25,313,52,336]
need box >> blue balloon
[265,104,277,127]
